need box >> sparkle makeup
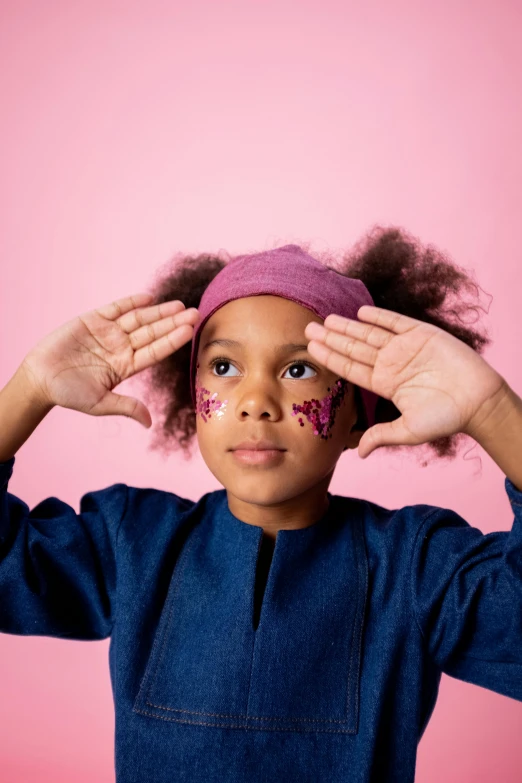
[195,364,229,422]
[291,378,349,440]
[195,360,349,443]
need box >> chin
[225,476,302,506]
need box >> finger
[358,416,416,459]
[307,339,375,392]
[129,309,199,352]
[92,391,152,429]
[132,323,195,374]
[356,305,420,334]
[321,314,394,349]
[117,299,191,334]
[305,323,379,366]
[95,292,155,321]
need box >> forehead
[201,295,320,339]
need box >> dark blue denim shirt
[2,455,522,782]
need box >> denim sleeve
[0,456,128,641]
[410,477,522,701]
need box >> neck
[225,475,333,541]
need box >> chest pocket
[133,499,367,735]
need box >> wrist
[463,381,522,491]
[464,380,521,444]
[0,364,55,463]
[15,361,55,413]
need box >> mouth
[230,449,286,466]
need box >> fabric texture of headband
[189,243,379,429]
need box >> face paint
[291,378,349,440]
[195,363,229,423]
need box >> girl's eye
[283,362,317,379]
[208,357,317,380]
[209,358,240,378]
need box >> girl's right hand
[19,292,200,429]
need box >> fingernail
[324,314,345,328]
[306,322,326,337]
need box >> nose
[236,378,282,421]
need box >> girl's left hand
[304,306,507,459]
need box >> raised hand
[304,305,506,459]
[20,293,200,429]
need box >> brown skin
[195,295,365,541]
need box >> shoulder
[116,482,222,542]
[332,491,458,564]
[334,491,442,533]
[124,483,198,514]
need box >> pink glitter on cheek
[195,364,229,423]
[291,378,349,440]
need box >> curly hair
[135,225,492,465]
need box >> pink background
[1,0,522,780]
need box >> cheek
[195,365,229,423]
[291,378,349,440]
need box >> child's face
[195,295,364,508]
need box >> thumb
[93,391,152,429]
[358,416,413,459]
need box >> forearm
[465,382,522,492]
[0,365,55,462]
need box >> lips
[231,439,286,451]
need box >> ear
[342,426,364,451]
[342,385,367,452]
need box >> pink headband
[189,244,379,428]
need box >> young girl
[1,227,521,783]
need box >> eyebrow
[201,338,309,354]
